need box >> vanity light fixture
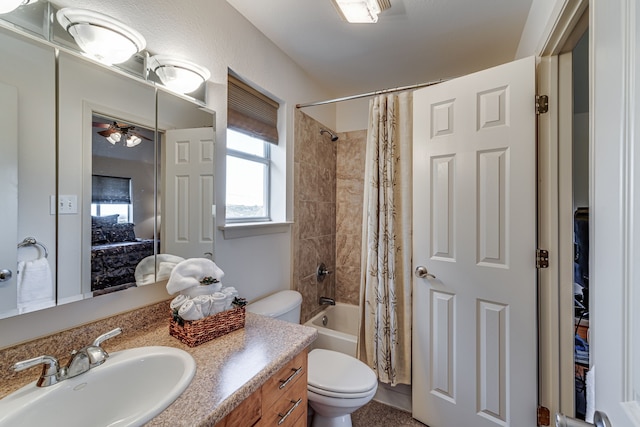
[56,8,146,65]
[0,0,35,14]
[147,55,211,94]
[331,0,390,23]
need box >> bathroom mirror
[0,26,56,319]
[0,15,215,319]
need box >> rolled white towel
[210,292,228,314]
[221,287,238,309]
[166,258,225,295]
[178,299,203,321]
[170,294,189,311]
[221,286,238,297]
[193,295,212,317]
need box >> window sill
[219,221,293,239]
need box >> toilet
[246,290,378,427]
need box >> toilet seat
[307,349,377,398]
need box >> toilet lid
[308,349,377,395]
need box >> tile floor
[351,401,427,426]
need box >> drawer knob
[279,366,303,390]
[278,398,302,425]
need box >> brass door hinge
[537,406,550,426]
[536,95,549,114]
[536,249,549,269]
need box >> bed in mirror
[90,114,158,296]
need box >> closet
[570,30,590,420]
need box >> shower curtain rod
[295,78,449,109]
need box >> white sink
[0,346,196,427]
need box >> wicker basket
[169,306,246,347]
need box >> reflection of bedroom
[91,114,158,295]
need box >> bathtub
[304,303,359,357]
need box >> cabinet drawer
[219,387,262,427]
[260,374,307,427]
[262,349,307,410]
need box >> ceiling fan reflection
[93,121,152,148]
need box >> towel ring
[17,237,49,258]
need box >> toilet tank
[246,290,302,324]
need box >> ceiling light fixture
[331,0,390,24]
[147,55,211,94]
[56,8,146,65]
[0,0,35,14]
[106,132,121,144]
[98,122,148,148]
[126,134,142,147]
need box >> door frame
[536,0,588,421]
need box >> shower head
[320,129,339,142]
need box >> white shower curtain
[357,91,412,386]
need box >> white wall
[515,0,567,58]
[0,0,337,348]
[336,98,370,133]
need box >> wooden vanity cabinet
[219,348,308,427]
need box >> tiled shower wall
[293,110,367,322]
[293,110,336,323]
[335,130,367,305]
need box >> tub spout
[319,296,335,306]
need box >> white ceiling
[226,0,533,98]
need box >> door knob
[555,411,611,427]
[415,266,435,279]
[0,269,12,282]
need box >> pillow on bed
[103,223,137,243]
[92,214,119,227]
[91,226,108,245]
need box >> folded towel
[135,254,185,286]
[166,258,225,295]
[17,257,54,314]
[178,299,203,321]
[585,366,595,423]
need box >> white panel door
[412,56,537,427]
[0,81,19,317]
[163,127,215,260]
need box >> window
[91,175,132,223]
[226,74,279,223]
[226,129,270,220]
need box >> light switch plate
[50,195,78,214]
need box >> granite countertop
[0,302,317,427]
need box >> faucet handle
[13,355,61,387]
[83,327,121,368]
[92,327,122,347]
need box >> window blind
[228,75,279,144]
[92,175,131,204]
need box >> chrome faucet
[12,328,122,387]
[319,296,335,306]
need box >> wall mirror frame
[0,2,216,320]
